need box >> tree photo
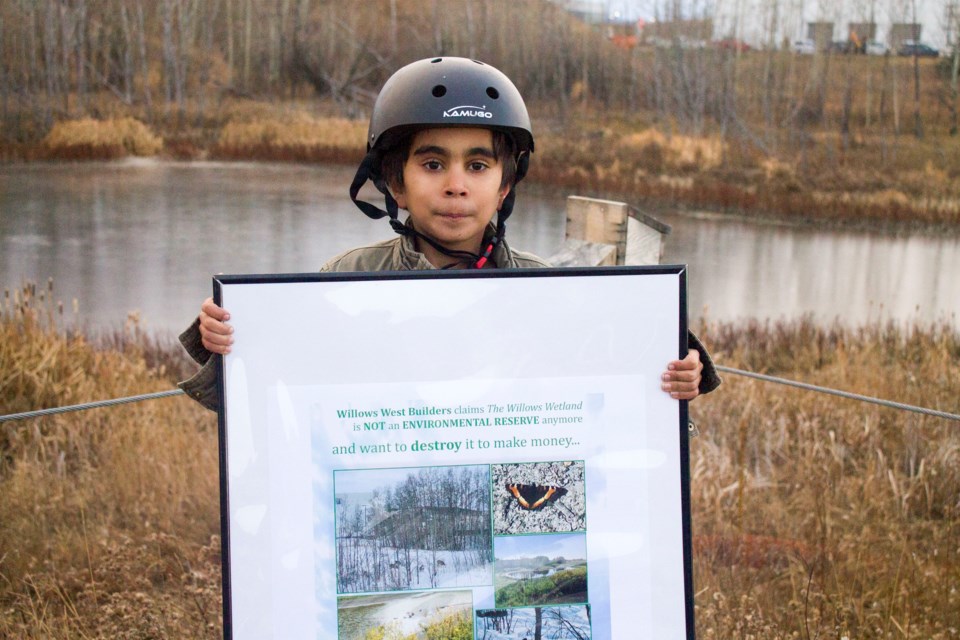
[477,604,592,639]
[333,465,493,594]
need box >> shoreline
[5,153,958,238]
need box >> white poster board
[215,266,694,640]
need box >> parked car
[714,38,751,52]
[828,40,854,54]
[865,40,889,55]
[898,42,939,57]
[792,39,816,54]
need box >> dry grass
[690,316,960,638]
[531,111,960,230]
[0,283,221,638]
[41,118,163,161]
[618,128,726,172]
[212,109,367,163]
[2,284,958,637]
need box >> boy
[179,57,720,411]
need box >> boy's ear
[497,185,512,211]
[390,183,407,210]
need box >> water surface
[2,160,957,334]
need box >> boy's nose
[444,168,468,196]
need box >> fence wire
[715,365,960,422]
[0,390,185,423]
[1,367,958,424]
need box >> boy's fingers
[200,313,233,336]
[199,298,234,354]
[200,297,231,321]
[661,362,701,399]
[665,368,700,382]
[661,376,699,391]
[201,328,233,354]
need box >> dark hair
[376,127,518,194]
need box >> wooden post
[625,209,671,265]
[548,195,671,267]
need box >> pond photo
[494,533,588,608]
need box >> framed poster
[215,266,694,640]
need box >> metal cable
[0,389,185,423]
[716,365,960,422]
[1,367,957,424]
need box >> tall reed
[690,316,960,638]
[0,282,220,638]
[40,118,163,160]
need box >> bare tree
[909,0,923,138]
[134,0,152,119]
[118,0,134,104]
[944,0,959,134]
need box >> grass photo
[494,534,588,608]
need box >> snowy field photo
[333,465,493,594]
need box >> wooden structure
[548,195,671,267]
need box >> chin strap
[349,152,397,222]
[350,150,519,269]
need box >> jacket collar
[393,218,515,269]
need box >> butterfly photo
[505,483,568,510]
[492,461,586,535]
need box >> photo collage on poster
[333,460,592,640]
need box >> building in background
[889,23,922,49]
[546,0,948,51]
[806,22,834,51]
[549,0,606,24]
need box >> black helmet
[367,57,534,155]
[349,57,534,267]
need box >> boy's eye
[468,161,490,171]
[423,160,443,171]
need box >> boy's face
[392,127,510,262]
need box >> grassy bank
[1,286,958,637]
[6,84,960,232]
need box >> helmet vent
[486,87,500,100]
[432,85,447,98]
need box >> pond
[2,160,957,335]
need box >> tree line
[0,0,956,145]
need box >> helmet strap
[350,152,397,221]
[406,226,495,269]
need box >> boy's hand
[661,349,702,401]
[199,297,234,355]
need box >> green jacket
[178,230,720,411]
